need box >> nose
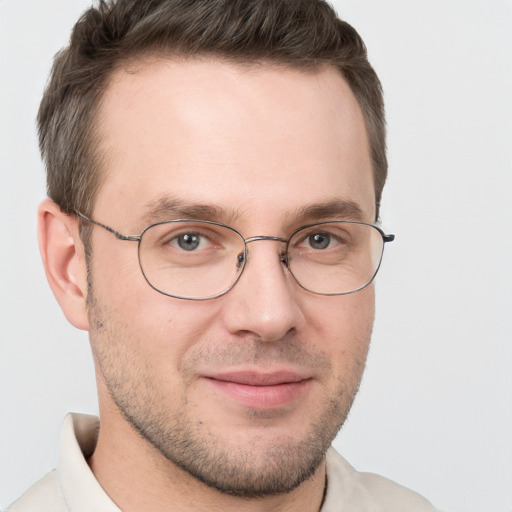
[220,239,304,342]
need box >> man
[8,0,440,510]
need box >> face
[87,59,376,496]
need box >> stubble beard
[87,288,369,498]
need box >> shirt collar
[58,413,121,512]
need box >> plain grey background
[1,1,511,510]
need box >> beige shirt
[8,414,441,512]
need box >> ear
[38,198,90,331]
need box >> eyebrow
[141,196,240,225]
[293,199,366,224]
[140,196,366,228]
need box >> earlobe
[38,198,90,331]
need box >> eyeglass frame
[74,210,395,300]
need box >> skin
[39,59,376,512]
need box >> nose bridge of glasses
[241,235,289,266]
[244,235,287,244]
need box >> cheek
[89,239,143,299]
[306,286,375,375]
[90,257,225,365]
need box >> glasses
[76,211,394,300]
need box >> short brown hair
[38,0,387,222]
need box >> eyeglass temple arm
[74,210,140,242]
[75,210,396,245]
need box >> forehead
[94,58,375,228]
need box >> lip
[202,370,312,409]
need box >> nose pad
[236,251,245,269]
[236,246,288,271]
[280,250,289,268]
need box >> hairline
[86,53,376,218]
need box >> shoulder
[6,470,68,512]
[323,448,442,512]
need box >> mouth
[202,370,313,409]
